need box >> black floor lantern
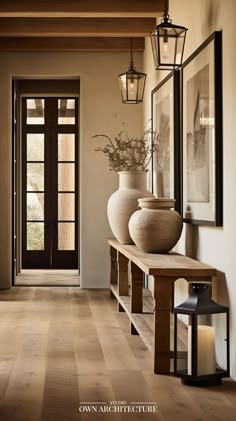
[118,38,147,104]
[150,0,188,70]
[174,282,230,386]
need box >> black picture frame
[151,71,181,213]
[181,31,223,226]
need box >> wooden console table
[108,239,217,375]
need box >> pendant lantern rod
[164,0,169,18]
[130,37,133,66]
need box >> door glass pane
[58,223,75,250]
[58,163,75,191]
[58,193,75,221]
[27,193,44,220]
[27,99,45,125]
[27,133,44,161]
[58,99,75,125]
[27,163,44,191]
[27,222,44,250]
[58,134,75,161]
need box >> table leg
[130,262,143,313]
[153,276,174,374]
[130,262,143,335]
[117,252,129,296]
[110,246,117,298]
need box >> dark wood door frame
[17,81,80,270]
[22,96,79,269]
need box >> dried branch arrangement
[92,126,158,172]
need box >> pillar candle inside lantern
[188,325,216,375]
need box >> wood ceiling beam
[0,0,165,17]
[0,37,145,52]
[0,18,156,37]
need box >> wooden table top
[108,239,217,277]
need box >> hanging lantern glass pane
[126,75,139,102]
[175,34,185,65]
[150,29,159,69]
[159,32,177,67]
[138,77,145,100]
[118,74,127,102]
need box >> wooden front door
[22,97,79,269]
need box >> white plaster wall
[143,0,236,379]
[0,51,143,289]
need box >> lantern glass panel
[138,77,145,100]
[119,75,127,102]
[159,29,177,66]
[212,313,228,372]
[150,31,158,68]
[127,76,139,102]
[175,314,189,374]
[175,34,185,65]
[194,315,217,376]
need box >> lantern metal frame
[150,0,188,70]
[118,38,147,104]
[174,282,230,386]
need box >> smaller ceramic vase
[128,198,183,253]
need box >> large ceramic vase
[128,197,183,253]
[107,171,154,244]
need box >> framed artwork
[151,71,181,213]
[182,31,223,225]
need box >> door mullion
[45,98,58,269]
[44,104,51,268]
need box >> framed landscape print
[182,31,223,225]
[151,71,181,213]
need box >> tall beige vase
[107,171,154,244]
[128,198,183,253]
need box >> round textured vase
[128,198,183,253]
[107,171,154,244]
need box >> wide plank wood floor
[15,270,80,286]
[0,287,235,421]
